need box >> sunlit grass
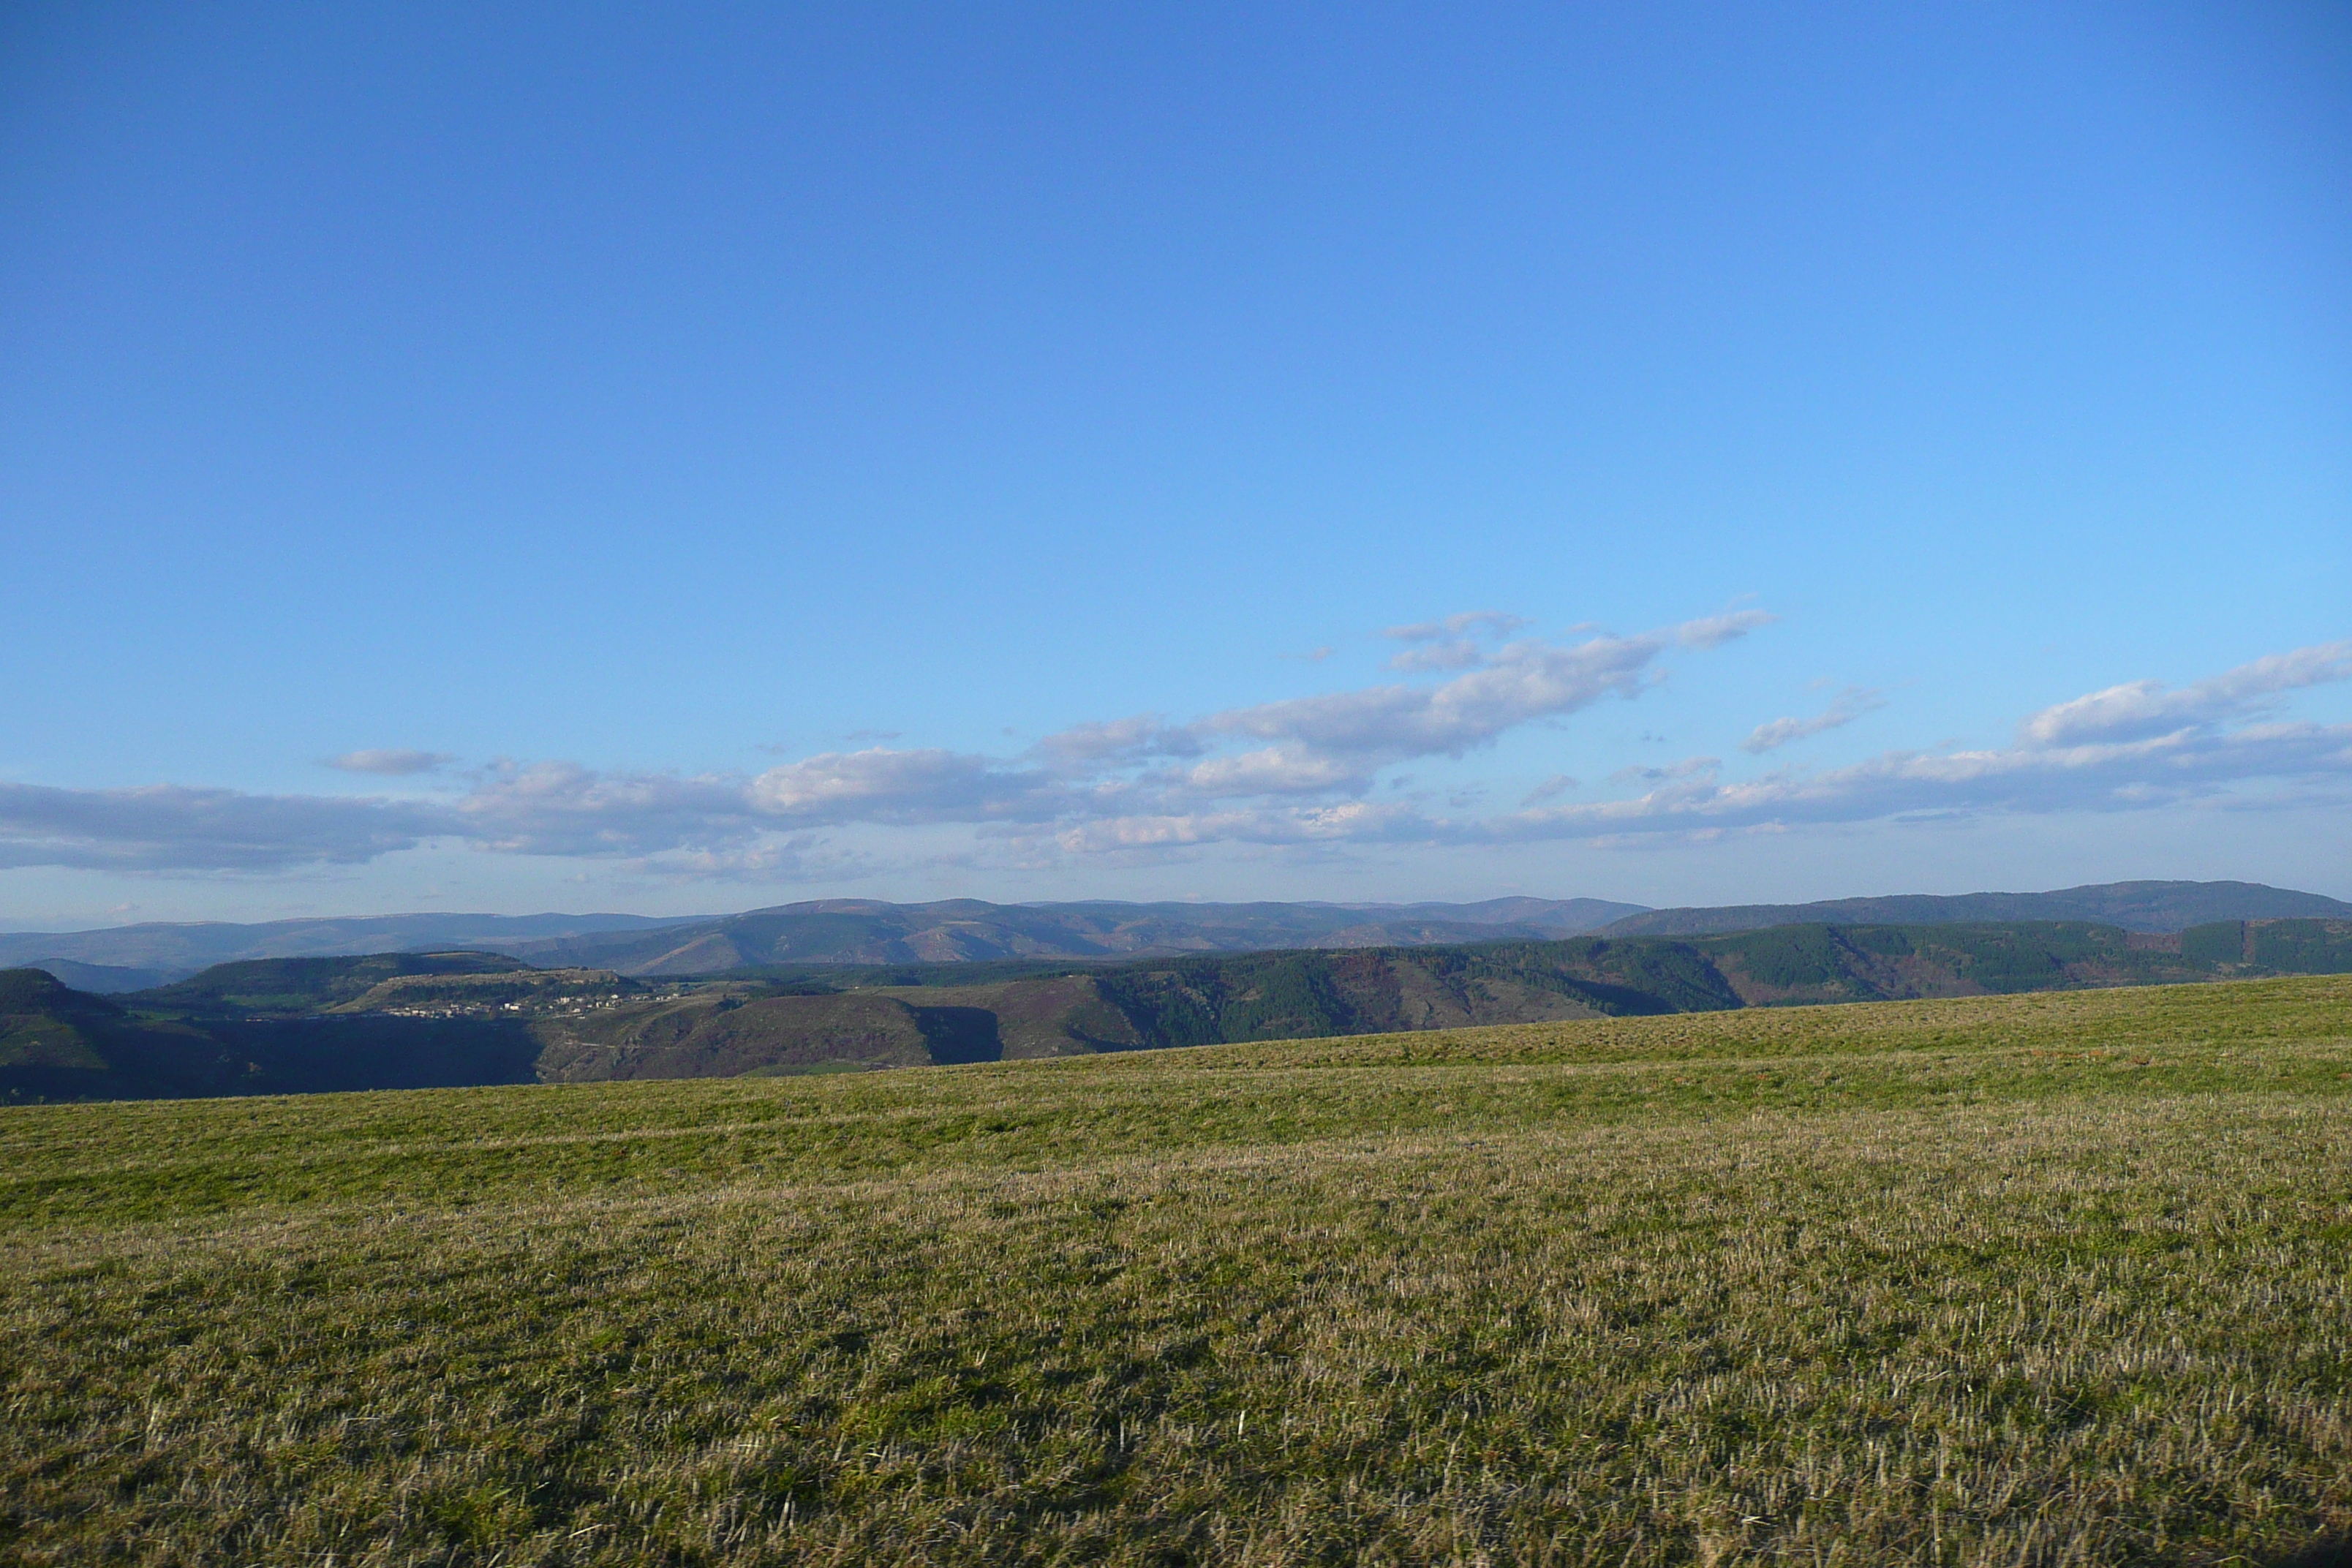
[3,976,2349,1564]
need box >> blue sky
[2,1,2348,926]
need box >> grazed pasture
[4,977,2349,1566]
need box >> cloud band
[5,629,2344,878]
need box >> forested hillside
[7,915,2350,1101]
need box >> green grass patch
[3,976,2350,1564]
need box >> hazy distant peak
[1597,881,2351,938]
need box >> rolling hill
[487,883,2351,974]
[0,961,546,1102]
[0,898,1640,984]
[521,916,2352,1082]
[134,949,556,1015]
[10,883,2341,987]
[11,913,2351,1101]
[10,957,173,992]
[0,910,710,986]
[496,896,1648,972]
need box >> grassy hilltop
[3,976,2350,1565]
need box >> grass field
[4,977,2351,1566]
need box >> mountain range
[1602,880,2352,937]
[10,913,2351,1102]
[4,881,2346,989]
[0,897,1646,987]
[493,897,1649,974]
[0,911,710,990]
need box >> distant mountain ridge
[1597,881,2352,938]
[0,898,1648,986]
[3,882,2341,987]
[12,913,2352,1101]
[0,911,711,987]
[497,897,1648,975]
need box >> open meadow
[4,976,2351,1566]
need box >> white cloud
[323,749,457,775]
[1202,613,1774,766]
[0,606,1774,875]
[628,834,877,885]
[1382,611,1529,644]
[1053,799,1433,854]
[1016,614,1773,805]
[746,747,1053,823]
[0,781,446,872]
[1673,611,1774,651]
[1741,687,1885,754]
[453,761,767,856]
[1028,715,1196,769]
[14,630,2347,880]
[2019,643,2352,746]
[1498,701,2352,845]
[1382,611,1533,673]
[1387,640,1490,674]
[1177,747,1365,796]
[1520,774,1579,805]
[1047,637,2352,856]
[1608,756,1722,786]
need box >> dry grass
[4,977,2351,1565]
